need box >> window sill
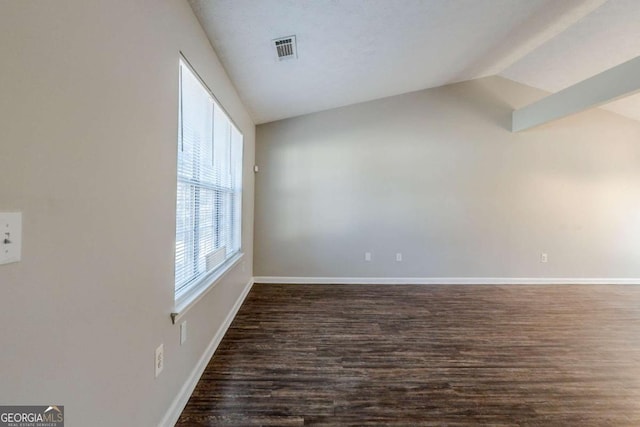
[171,252,244,324]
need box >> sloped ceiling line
[189,0,640,124]
[513,55,640,131]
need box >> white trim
[159,278,254,427]
[253,276,640,285]
[513,55,640,132]
[172,252,244,324]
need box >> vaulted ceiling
[188,0,640,124]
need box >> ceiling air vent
[273,36,297,61]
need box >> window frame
[173,55,244,317]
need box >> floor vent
[273,36,297,60]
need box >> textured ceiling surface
[189,0,640,124]
[501,0,640,122]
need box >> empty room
[2,0,640,426]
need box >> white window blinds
[175,59,243,298]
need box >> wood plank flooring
[176,284,640,426]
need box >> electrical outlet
[396,253,403,262]
[155,344,164,378]
[364,252,372,262]
[180,321,187,345]
[541,253,548,263]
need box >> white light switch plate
[0,212,22,265]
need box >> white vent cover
[273,36,297,60]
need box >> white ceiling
[501,0,640,122]
[188,0,640,124]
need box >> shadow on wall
[444,78,517,131]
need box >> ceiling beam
[512,56,640,132]
[456,0,607,81]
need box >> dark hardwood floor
[176,284,640,426]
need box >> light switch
[0,212,22,265]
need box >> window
[175,59,243,302]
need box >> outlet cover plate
[180,321,187,345]
[155,344,164,378]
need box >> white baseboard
[159,274,638,425]
[253,276,640,285]
[159,278,254,427]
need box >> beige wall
[255,76,640,279]
[0,1,254,425]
